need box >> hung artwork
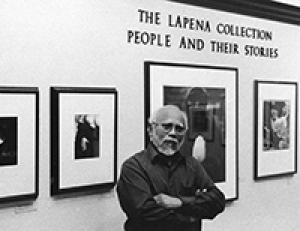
[254,80,298,179]
[145,62,238,201]
[0,87,39,203]
[50,87,118,195]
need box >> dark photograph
[0,117,18,166]
[74,114,100,160]
[164,86,226,183]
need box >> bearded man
[117,105,225,231]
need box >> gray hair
[148,105,188,128]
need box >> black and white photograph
[3,0,300,230]
[0,87,39,203]
[263,100,290,151]
[74,114,100,160]
[255,81,298,179]
[163,86,226,183]
[145,62,238,201]
[0,117,18,166]
[51,87,117,195]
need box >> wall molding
[168,0,300,25]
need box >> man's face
[271,109,278,118]
[149,109,187,156]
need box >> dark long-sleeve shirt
[117,144,225,231]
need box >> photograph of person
[263,101,290,151]
[74,114,100,159]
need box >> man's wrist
[173,197,183,208]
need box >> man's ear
[147,124,153,139]
[147,124,152,134]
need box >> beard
[151,135,184,156]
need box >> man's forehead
[156,108,185,123]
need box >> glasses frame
[152,122,187,135]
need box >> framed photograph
[51,87,117,196]
[0,87,39,203]
[145,62,238,201]
[254,80,298,179]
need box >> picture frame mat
[256,82,297,177]
[147,63,238,200]
[59,93,116,189]
[0,93,37,197]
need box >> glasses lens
[175,125,185,134]
[160,123,186,134]
[161,123,173,131]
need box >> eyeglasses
[152,122,187,135]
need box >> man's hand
[81,138,89,151]
[153,193,183,209]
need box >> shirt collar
[147,142,185,165]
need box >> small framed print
[255,80,298,179]
[145,61,238,201]
[50,87,117,196]
[0,87,39,203]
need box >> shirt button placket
[168,170,175,193]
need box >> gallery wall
[0,0,300,230]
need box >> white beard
[151,135,184,156]
[156,145,177,156]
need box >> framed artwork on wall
[254,80,298,179]
[145,61,238,201]
[0,87,39,203]
[50,87,117,196]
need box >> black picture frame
[254,80,298,179]
[0,87,39,203]
[50,87,118,196]
[145,61,238,201]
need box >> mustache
[162,137,179,143]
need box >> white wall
[0,1,300,230]
[272,0,300,7]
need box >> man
[270,107,289,149]
[117,105,225,231]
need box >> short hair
[148,105,188,128]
